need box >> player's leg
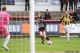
[39,30,45,44]
[66,32,70,42]
[42,27,50,41]
[42,31,50,41]
[65,26,70,42]
[3,34,10,50]
[0,26,10,50]
[43,30,52,45]
[2,26,10,50]
[42,27,51,42]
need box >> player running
[0,6,11,50]
[60,11,73,42]
[36,12,52,44]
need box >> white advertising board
[69,24,80,33]
[34,0,60,11]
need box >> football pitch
[0,36,80,53]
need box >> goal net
[0,0,30,53]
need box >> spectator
[64,0,69,11]
[59,0,65,11]
[69,0,74,11]
[59,0,69,11]
[44,9,51,20]
[25,0,30,11]
[73,0,78,10]
[73,7,80,22]
[79,0,80,3]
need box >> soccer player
[0,6,11,50]
[36,12,52,44]
[60,11,73,42]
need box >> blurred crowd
[59,0,80,11]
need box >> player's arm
[70,16,76,24]
[35,20,38,24]
[43,22,46,27]
[35,18,39,24]
[72,20,78,26]
[70,16,78,26]
[60,15,64,23]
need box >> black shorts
[39,27,46,31]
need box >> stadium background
[1,0,80,36]
[0,0,80,53]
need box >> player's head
[65,11,69,16]
[2,6,6,11]
[37,12,41,17]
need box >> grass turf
[0,36,80,53]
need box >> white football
[47,41,52,45]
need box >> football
[47,40,52,45]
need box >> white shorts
[63,25,70,33]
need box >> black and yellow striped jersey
[60,15,72,25]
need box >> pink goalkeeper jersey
[0,11,11,25]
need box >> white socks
[66,32,70,42]
[3,35,10,47]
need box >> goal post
[29,0,35,53]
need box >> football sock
[41,36,44,41]
[3,35,10,46]
[46,37,50,41]
[66,32,70,42]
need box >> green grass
[0,36,80,53]
[0,37,30,53]
[36,37,80,52]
